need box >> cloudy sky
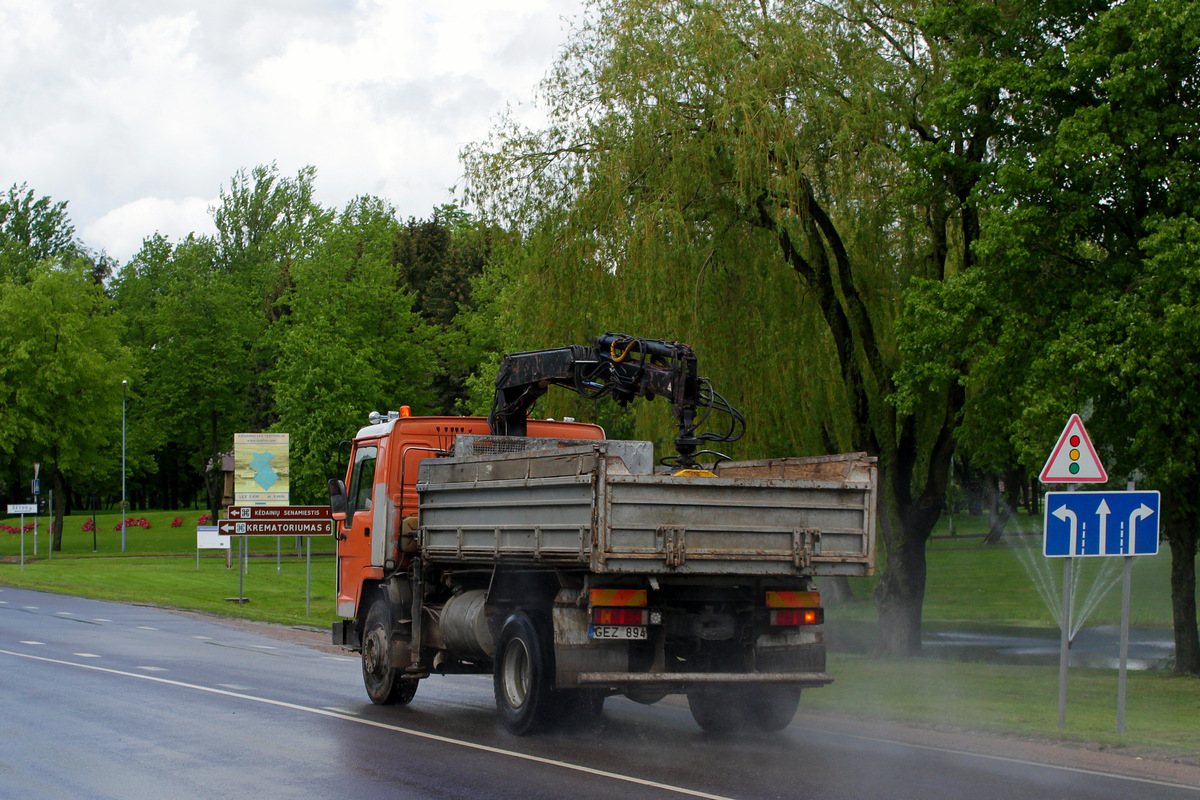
[0,0,584,263]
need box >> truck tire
[686,686,740,733]
[493,611,555,735]
[362,599,419,705]
[744,686,801,732]
[687,686,801,733]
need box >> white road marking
[20,641,44,645]
[137,666,168,672]
[93,619,112,623]
[137,626,158,631]
[1,648,739,800]
[217,684,255,691]
[73,653,101,658]
[191,636,212,640]
[56,611,73,616]
[4,647,1195,796]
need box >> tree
[1,183,77,283]
[115,165,334,518]
[465,0,1036,652]
[116,233,264,520]
[0,259,134,547]
[270,196,436,502]
[897,0,1200,672]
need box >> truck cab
[330,410,604,633]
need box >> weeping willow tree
[464,0,1007,653]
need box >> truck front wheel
[493,611,555,735]
[362,599,418,705]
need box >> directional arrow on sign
[1050,504,1079,556]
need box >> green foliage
[0,184,77,283]
[896,0,1200,670]
[0,261,133,465]
[270,195,436,501]
[464,0,1020,651]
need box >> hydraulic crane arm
[488,333,744,468]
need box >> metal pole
[238,536,245,603]
[1117,478,1136,735]
[91,465,96,552]
[19,513,25,572]
[121,379,127,554]
[277,536,281,574]
[47,489,52,561]
[305,536,311,617]
[1057,482,1076,731]
[1117,555,1133,734]
[1058,556,1073,730]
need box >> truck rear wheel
[493,611,555,735]
[362,599,419,705]
[687,686,740,733]
[687,685,801,733]
[744,686,801,732]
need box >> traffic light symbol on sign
[1040,414,1107,483]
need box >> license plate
[590,625,648,640]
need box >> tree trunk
[1164,500,1200,675]
[206,408,223,524]
[873,425,955,654]
[875,526,928,654]
[50,449,66,552]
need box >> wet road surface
[2,586,1197,799]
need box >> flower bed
[113,517,151,531]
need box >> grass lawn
[3,508,1197,758]
[0,509,338,628]
[831,511,1184,629]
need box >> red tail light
[593,607,648,626]
[770,608,824,626]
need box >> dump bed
[415,437,876,577]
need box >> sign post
[7,504,36,572]
[218,508,332,614]
[1039,414,1107,731]
[1040,414,1161,733]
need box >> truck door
[336,439,387,618]
[346,438,394,567]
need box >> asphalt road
[2,586,1197,800]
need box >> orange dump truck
[329,336,877,734]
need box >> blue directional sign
[1043,491,1160,557]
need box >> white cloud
[81,196,216,262]
[0,0,584,263]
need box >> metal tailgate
[597,465,875,576]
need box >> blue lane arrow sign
[1043,491,1160,557]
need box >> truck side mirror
[328,479,348,520]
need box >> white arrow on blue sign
[1043,491,1160,557]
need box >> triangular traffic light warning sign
[1040,414,1107,483]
